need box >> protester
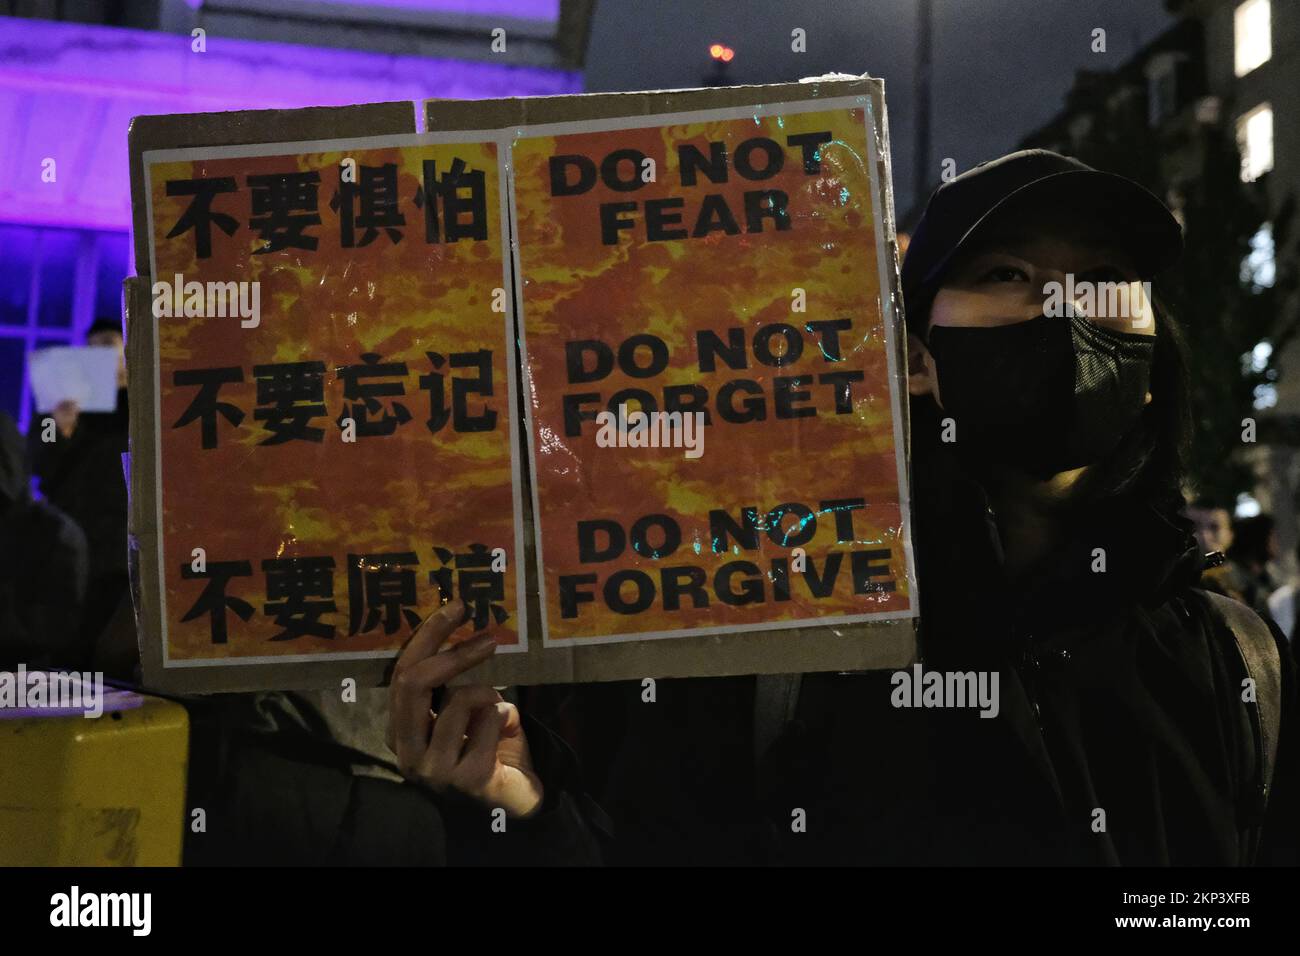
[1204,513,1281,617]
[1267,553,1300,643]
[1186,498,1234,556]
[1264,537,1300,643]
[0,410,89,670]
[383,150,1297,866]
[760,151,1295,865]
[27,318,131,659]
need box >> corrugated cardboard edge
[127,103,417,695]
[426,78,919,687]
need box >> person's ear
[908,332,940,401]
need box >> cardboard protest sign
[126,78,916,692]
[509,96,916,647]
[132,124,525,691]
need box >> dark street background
[586,0,1175,212]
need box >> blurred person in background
[0,411,88,670]
[1267,541,1300,644]
[27,318,131,661]
[1203,513,1280,618]
[1186,499,1234,557]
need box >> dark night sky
[584,0,1175,215]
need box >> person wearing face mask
[757,149,1298,865]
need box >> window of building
[1243,223,1277,290]
[1068,113,1095,146]
[1236,492,1264,517]
[1150,68,1177,126]
[1195,96,1221,126]
[1234,0,1271,77]
[1248,340,1278,411]
[1236,103,1274,182]
[0,225,129,435]
[1145,52,1184,127]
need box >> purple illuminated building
[0,1,590,432]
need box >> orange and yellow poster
[143,133,526,667]
[510,98,917,645]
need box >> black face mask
[926,315,1155,480]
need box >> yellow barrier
[0,681,188,866]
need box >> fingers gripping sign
[385,599,544,819]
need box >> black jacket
[0,411,89,670]
[761,491,1296,865]
[29,387,130,580]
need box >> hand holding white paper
[28,346,121,413]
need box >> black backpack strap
[1199,590,1281,804]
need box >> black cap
[901,149,1183,332]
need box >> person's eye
[978,265,1030,283]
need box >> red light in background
[720,46,735,62]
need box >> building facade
[1019,0,1300,568]
[1172,0,1300,563]
[0,0,592,433]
